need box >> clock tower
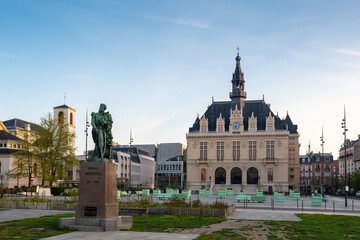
[229,104,244,133]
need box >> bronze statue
[88,103,113,162]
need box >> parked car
[356,191,360,197]
[336,189,345,196]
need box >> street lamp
[209,176,212,189]
[320,127,325,195]
[341,106,348,207]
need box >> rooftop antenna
[237,46,240,56]
[263,94,264,101]
[212,96,214,103]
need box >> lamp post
[341,106,348,207]
[320,127,325,196]
[209,176,212,189]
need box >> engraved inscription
[84,172,101,176]
[84,207,97,216]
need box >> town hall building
[186,53,300,194]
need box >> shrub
[163,197,190,208]
[191,199,203,208]
[51,187,76,196]
[208,201,229,209]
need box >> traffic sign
[31,172,35,180]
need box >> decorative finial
[237,47,239,56]
[64,92,66,105]
[212,96,214,103]
[263,94,264,101]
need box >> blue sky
[1,0,360,156]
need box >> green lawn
[0,213,75,240]
[1,213,359,239]
[196,214,360,240]
[268,214,360,240]
[0,209,10,211]
[130,214,227,232]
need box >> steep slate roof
[0,130,22,141]
[3,118,39,131]
[189,100,298,134]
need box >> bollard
[297,199,298,208]
[325,200,326,210]
[352,199,354,211]
[333,201,335,213]
[302,200,303,212]
[244,199,246,209]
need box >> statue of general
[88,103,113,162]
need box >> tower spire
[230,50,246,104]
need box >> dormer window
[216,113,225,133]
[200,115,208,133]
[218,124,224,133]
[201,125,207,133]
[265,112,275,132]
[249,123,256,132]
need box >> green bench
[236,195,251,202]
[142,189,150,196]
[292,192,300,200]
[312,194,322,206]
[153,189,161,197]
[256,190,263,196]
[135,191,142,195]
[199,189,206,196]
[218,189,226,198]
[227,189,234,196]
[205,189,212,196]
[250,195,266,202]
[322,195,330,202]
[274,192,284,201]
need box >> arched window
[58,111,64,124]
[70,112,73,125]
[215,167,226,184]
[247,167,258,184]
[231,167,242,184]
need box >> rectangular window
[200,142,207,160]
[266,141,274,159]
[217,141,224,161]
[267,123,273,132]
[232,141,240,160]
[268,168,273,182]
[0,144,2,147]
[249,141,256,160]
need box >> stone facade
[186,53,299,194]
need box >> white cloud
[0,52,28,60]
[145,15,209,29]
[331,48,360,57]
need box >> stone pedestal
[59,162,132,231]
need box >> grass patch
[0,209,10,211]
[196,229,246,240]
[129,214,226,232]
[0,213,75,239]
[267,214,360,240]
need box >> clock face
[233,122,240,129]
